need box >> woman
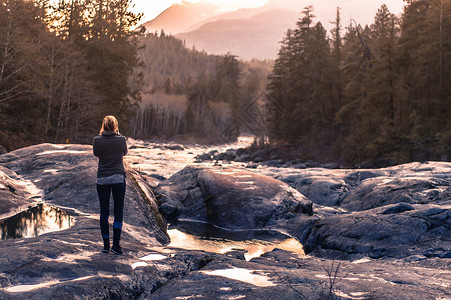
[93,115,128,255]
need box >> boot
[102,238,110,253]
[111,228,122,255]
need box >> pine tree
[398,0,450,159]
[363,5,400,158]
[214,53,242,114]
[267,6,336,151]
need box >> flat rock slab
[340,176,450,211]
[150,249,451,300]
[155,166,315,239]
[303,201,451,259]
[1,143,451,299]
[255,161,451,208]
[0,166,36,219]
[0,143,168,242]
[0,143,172,298]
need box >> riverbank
[0,141,449,299]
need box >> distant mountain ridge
[140,1,222,35]
[177,9,298,60]
[140,0,405,60]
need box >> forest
[0,0,450,166]
[129,33,272,143]
[0,0,271,148]
[267,1,451,166]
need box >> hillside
[139,0,405,60]
[177,9,298,60]
[136,34,217,92]
[140,1,222,35]
[132,34,272,142]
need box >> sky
[130,0,268,21]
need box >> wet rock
[195,153,212,161]
[164,145,185,151]
[303,201,451,259]
[293,176,349,207]
[155,166,315,239]
[1,142,451,299]
[150,249,450,300]
[0,143,174,298]
[381,202,415,214]
[340,176,450,211]
[0,166,36,218]
[223,149,238,161]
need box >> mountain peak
[140,1,223,35]
[141,0,405,60]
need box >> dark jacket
[93,132,128,178]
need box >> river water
[1,136,304,260]
[125,136,305,260]
[125,135,254,180]
[0,204,73,240]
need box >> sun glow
[131,0,268,21]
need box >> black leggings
[96,182,126,241]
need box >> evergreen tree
[267,29,296,142]
[398,0,451,159]
[214,53,242,113]
[267,6,336,151]
[267,1,451,165]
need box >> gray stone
[381,202,415,214]
[303,202,451,259]
[0,166,36,218]
[340,177,449,211]
[1,143,451,299]
[155,166,315,238]
[294,176,349,206]
[150,249,451,300]
[164,145,185,151]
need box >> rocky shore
[0,142,449,299]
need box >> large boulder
[303,201,451,259]
[155,166,315,239]
[0,143,169,243]
[0,143,173,298]
[340,176,450,211]
[293,176,349,206]
[258,168,384,207]
[1,144,450,299]
[250,161,451,259]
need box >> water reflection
[203,267,276,287]
[173,220,291,242]
[168,221,304,261]
[0,204,73,240]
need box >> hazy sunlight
[131,0,268,20]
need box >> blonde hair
[99,115,119,134]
